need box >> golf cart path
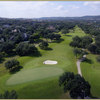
[76,54,86,76]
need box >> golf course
[0,26,100,99]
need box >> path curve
[76,54,86,76]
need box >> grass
[0,25,86,99]
[6,67,64,85]
[81,53,100,98]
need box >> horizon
[0,1,100,18]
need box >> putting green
[6,67,64,85]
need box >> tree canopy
[5,59,20,71]
[39,41,49,49]
[59,72,91,99]
[16,42,38,56]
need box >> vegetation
[39,41,49,49]
[59,72,91,99]
[5,59,20,71]
[0,17,100,99]
[16,42,38,56]
[73,48,82,59]
[0,90,18,99]
[96,56,100,63]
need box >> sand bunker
[43,60,57,65]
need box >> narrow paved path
[76,54,86,76]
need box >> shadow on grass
[4,51,17,58]
[10,66,23,74]
[0,58,5,63]
[51,38,64,43]
[82,58,94,64]
[34,39,44,43]
[66,35,72,37]
[29,51,42,57]
[44,47,53,51]
[29,39,44,44]
[90,94,99,99]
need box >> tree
[33,33,40,41]
[61,29,69,35]
[96,56,100,63]
[59,72,91,99]
[0,52,3,61]
[14,35,23,44]
[39,41,49,49]
[0,90,18,99]
[47,33,55,41]
[87,44,97,53]
[69,41,80,48]
[81,36,93,48]
[29,35,34,43]
[72,36,82,43]
[28,44,38,54]
[73,48,82,58]
[54,34,61,40]
[96,47,100,54]
[5,59,19,71]
[0,42,14,54]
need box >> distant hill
[0,15,100,21]
[33,15,100,21]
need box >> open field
[0,25,93,99]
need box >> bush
[0,90,18,99]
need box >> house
[46,25,56,32]
[12,29,17,32]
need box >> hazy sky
[0,1,100,18]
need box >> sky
[0,1,100,18]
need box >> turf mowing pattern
[6,67,64,85]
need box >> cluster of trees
[87,35,100,54]
[69,35,93,48]
[29,33,40,43]
[0,42,14,54]
[44,33,61,41]
[59,72,91,99]
[16,42,38,56]
[73,48,85,59]
[61,29,69,35]
[0,41,38,56]
[78,21,100,36]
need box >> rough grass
[0,25,86,99]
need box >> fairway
[6,67,64,85]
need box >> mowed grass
[0,25,86,99]
[6,67,64,85]
[81,53,100,98]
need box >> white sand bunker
[43,60,58,65]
